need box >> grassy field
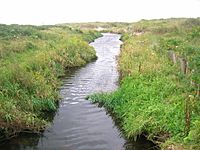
[1,18,199,149]
[0,24,101,140]
[89,18,200,149]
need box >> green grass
[0,24,101,139]
[89,18,200,149]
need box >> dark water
[0,33,156,150]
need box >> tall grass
[89,18,200,149]
[0,24,101,140]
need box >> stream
[0,33,156,150]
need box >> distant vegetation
[62,22,129,33]
[0,24,101,141]
[90,18,200,149]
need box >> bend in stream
[0,33,156,150]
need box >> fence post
[185,95,193,135]
[197,84,200,97]
[138,62,142,73]
[186,61,189,74]
[168,50,177,64]
[179,57,187,74]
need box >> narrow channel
[1,33,155,150]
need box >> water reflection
[0,33,156,150]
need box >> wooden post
[186,61,189,74]
[179,58,187,74]
[185,95,192,135]
[197,84,200,97]
[138,62,142,73]
[168,50,177,64]
[172,52,177,64]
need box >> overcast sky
[0,0,200,25]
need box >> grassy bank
[0,24,101,140]
[89,18,200,149]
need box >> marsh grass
[89,18,200,149]
[0,24,101,140]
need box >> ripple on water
[0,33,156,150]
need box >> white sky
[0,0,200,25]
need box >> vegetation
[0,24,101,140]
[63,22,129,33]
[89,18,200,149]
[1,18,200,149]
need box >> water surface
[0,33,156,150]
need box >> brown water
[0,33,156,150]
